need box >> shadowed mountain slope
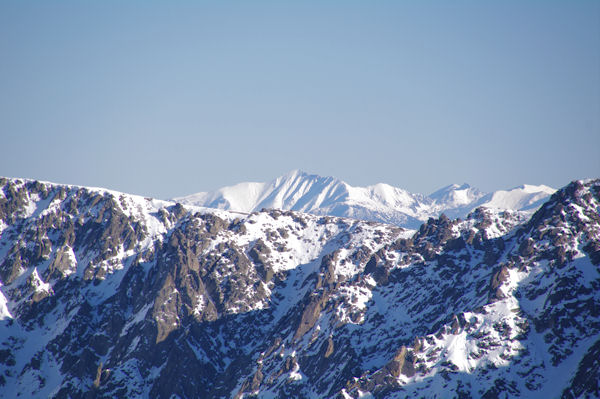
[0,177,597,398]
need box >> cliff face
[0,177,598,398]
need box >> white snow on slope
[174,171,556,228]
[0,289,12,320]
[474,184,556,211]
[429,183,485,208]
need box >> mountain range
[174,170,556,229]
[0,175,598,398]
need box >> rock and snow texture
[0,176,598,399]
[174,170,556,229]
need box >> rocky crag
[0,177,598,398]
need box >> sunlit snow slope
[175,170,556,229]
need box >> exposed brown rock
[385,346,415,378]
[294,292,329,341]
[324,336,335,358]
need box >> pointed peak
[428,182,486,208]
[283,169,307,178]
[429,183,476,198]
[506,184,556,194]
[278,170,344,184]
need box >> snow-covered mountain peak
[276,168,315,181]
[361,183,418,208]
[476,183,557,211]
[515,183,556,194]
[175,172,556,229]
[176,171,349,214]
[428,182,485,208]
[430,182,471,194]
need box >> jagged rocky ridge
[0,177,598,398]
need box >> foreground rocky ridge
[0,177,598,398]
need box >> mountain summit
[175,171,555,229]
[428,183,484,207]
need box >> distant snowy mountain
[429,182,484,206]
[475,183,557,211]
[174,170,556,229]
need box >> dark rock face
[562,338,600,399]
[0,178,598,398]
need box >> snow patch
[120,303,152,337]
[0,288,12,319]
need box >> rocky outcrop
[562,338,600,399]
[0,177,597,399]
[385,346,416,378]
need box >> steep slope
[0,177,407,397]
[176,170,428,228]
[338,179,600,398]
[428,183,485,208]
[0,177,597,399]
[174,171,555,229]
[474,184,557,211]
[427,183,487,219]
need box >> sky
[1,1,599,199]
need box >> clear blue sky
[1,1,598,198]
